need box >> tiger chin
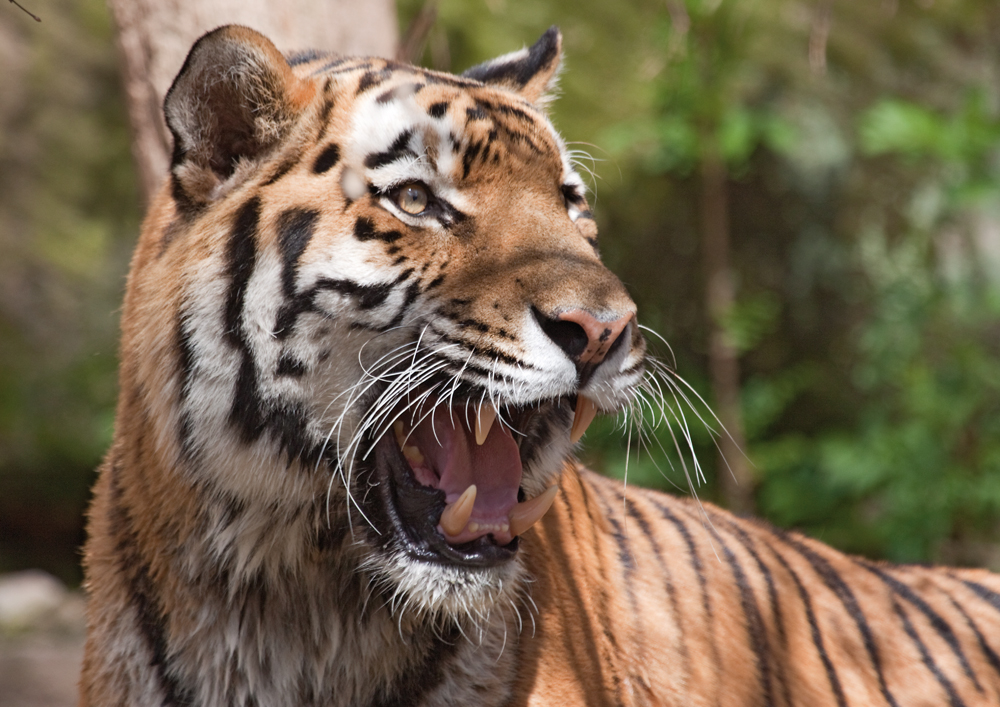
[81,24,1000,707]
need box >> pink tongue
[408,408,522,538]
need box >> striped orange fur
[81,25,1000,707]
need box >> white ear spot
[341,168,367,201]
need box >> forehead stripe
[313,144,341,174]
[364,129,416,170]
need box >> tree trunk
[700,150,755,515]
[107,0,399,205]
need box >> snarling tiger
[80,24,1000,707]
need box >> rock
[0,571,85,707]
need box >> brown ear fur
[164,25,315,206]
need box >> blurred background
[2,0,1000,599]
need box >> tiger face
[145,25,644,616]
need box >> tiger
[79,23,1000,707]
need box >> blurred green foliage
[0,0,140,582]
[2,0,999,582]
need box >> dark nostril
[532,307,589,361]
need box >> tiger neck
[106,418,495,706]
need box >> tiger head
[132,25,644,618]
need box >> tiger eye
[397,183,429,215]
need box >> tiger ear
[461,26,562,106]
[164,25,316,206]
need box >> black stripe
[175,310,196,458]
[894,601,967,707]
[311,56,352,76]
[353,216,403,244]
[713,516,794,707]
[276,352,307,378]
[717,518,788,647]
[231,348,265,444]
[364,129,416,169]
[777,533,901,707]
[705,518,776,706]
[369,626,462,707]
[623,496,690,668]
[533,490,612,707]
[647,498,711,619]
[962,579,1000,615]
[375,81,427,103]
[430,326,529,369]
[623,497,669,584]
[287,49,326,66]
[462,140,482,179]
[943,590,1000,682]
[263,155,298,186]
[574,476,626,706]
[598,495,634,575]
[422,72,479,89]
[466,104,488,121]
[356,67,392,94]
[268,402,316,466]
[224,198,266,445]
[224,198,261,347]
[768,548,848,707]
[273,294,311,340]
[314,277,394,310]
[386,281,422,328]
[476,98,536,124]
[428,101,449,118]
[108,465,195,705]
[221,199,324,466]
[495,124,544,156]
[865,564,982,691]
[315,91,335,142]
[458,317,490,334]
[277,208,319,299]
[312,143,341,174]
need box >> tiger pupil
[399,184,428,214]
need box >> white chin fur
[360,546,527,621]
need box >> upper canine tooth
[570,396,598,443]
[402,444,424,465]
[507,485,559,537]
[393,420,407,448]
[440,485,477,536]
[475,403,497,446]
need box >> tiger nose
[535,308,634,367]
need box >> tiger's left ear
[461,26,562,106]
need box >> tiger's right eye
[397,183,429,215]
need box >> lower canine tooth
[570,396,598,443]
[440,485,477,536]
[508,485,559,537]
[475,403,497,445]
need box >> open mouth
[367,392,598,568]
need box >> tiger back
[81,25,1000,707]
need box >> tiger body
[81,25,1000,707]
